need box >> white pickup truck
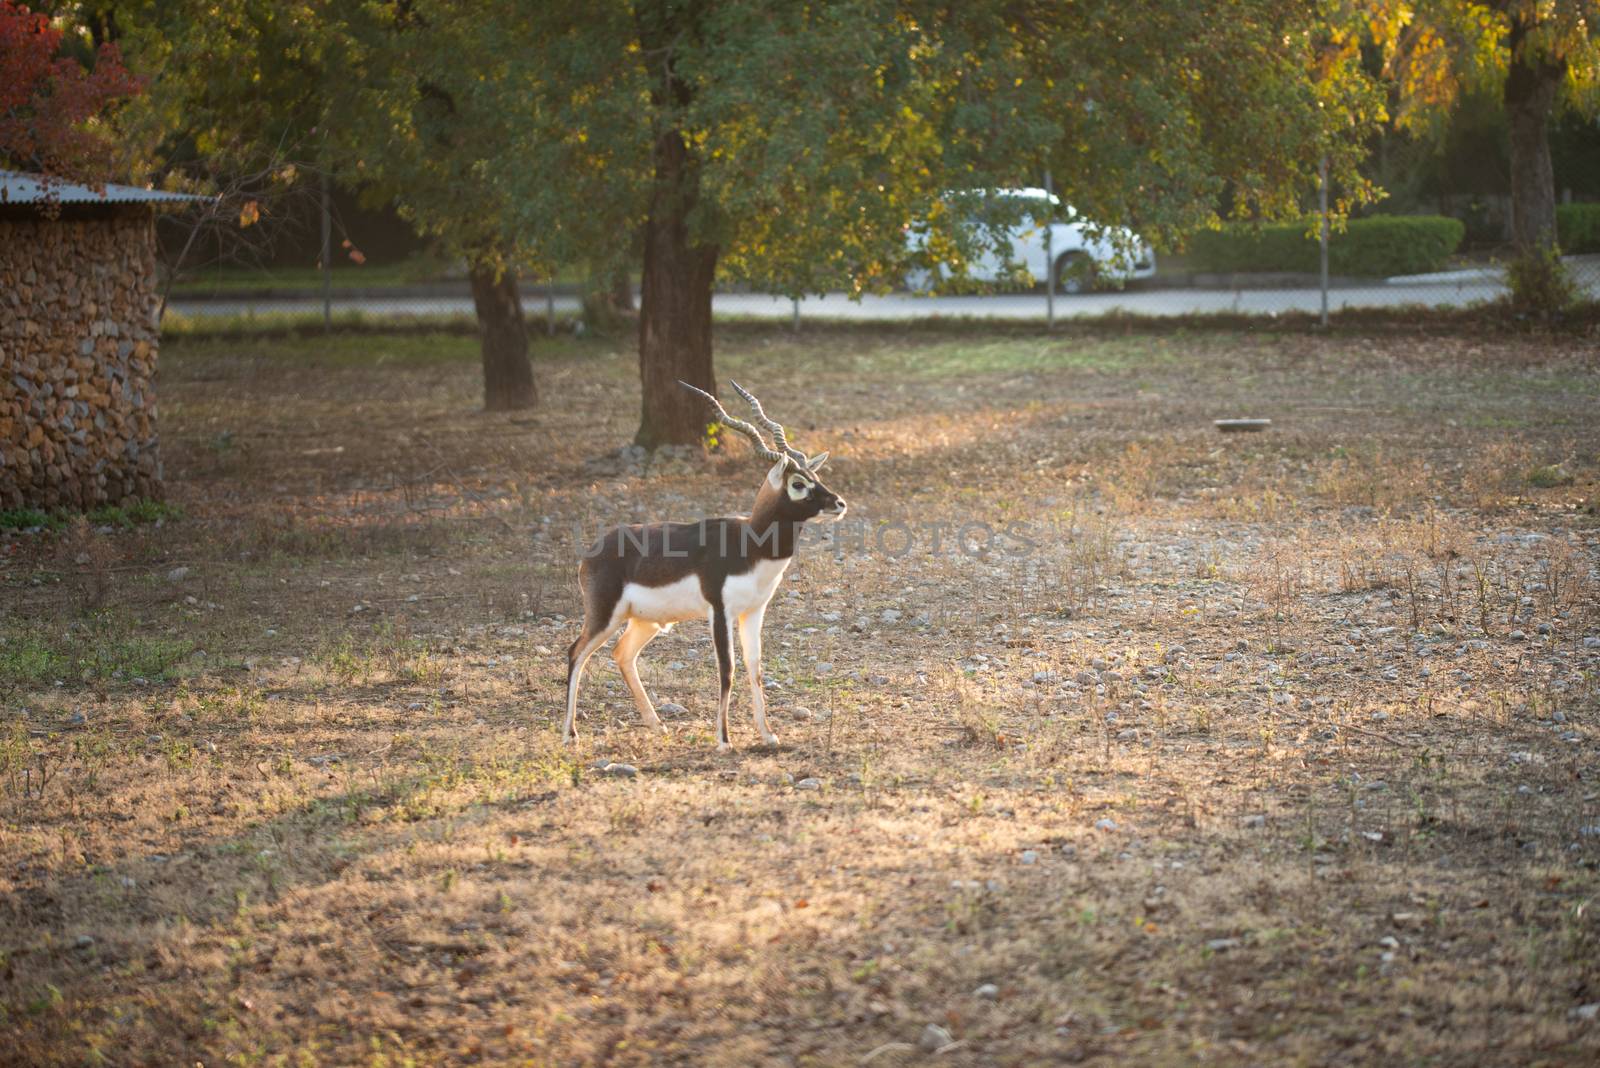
[905,188,1156,293]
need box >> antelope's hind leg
[563,617,623,744]
[613,619,667,733]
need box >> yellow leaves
[237,200,261,228]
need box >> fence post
[792,296,800,332]
[546,279,555,336]
[1319,155,1329,328]
[1044,169,1055,329]
[319,169,332,332]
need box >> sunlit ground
[2,324,1598,1065]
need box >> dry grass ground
[2,324,1599,1067]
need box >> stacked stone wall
[0,209,161,510]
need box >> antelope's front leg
[737,608,777,745]
[711,607,735,752]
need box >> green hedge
[1188,215,1465,277]
[1557,203,1600,254]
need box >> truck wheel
[1054,252,1097,295]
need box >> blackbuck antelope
[563,381,846,750]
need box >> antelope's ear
[806,451,830,471]
[766,458,788,490]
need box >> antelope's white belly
[620,574,709,625]
[723,557,792,617]
[619,558,791,626]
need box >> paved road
[168,264,1599,323]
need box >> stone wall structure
[1,205,162,510]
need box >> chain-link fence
[163,253,1600,329]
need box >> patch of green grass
[0,620,195,688]
[1525,464,1574,488]
[87,500,185,528]
[1,500,180,532]
[0,508,65,532]
[164,329,607,370]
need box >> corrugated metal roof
[0,170,213,206]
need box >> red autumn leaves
[0,1,143,184]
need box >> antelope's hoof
[716,741,733,754]
[760,733,780,747]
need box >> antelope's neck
[748,496,803,561]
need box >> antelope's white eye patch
[786,476,812,501]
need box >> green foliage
[132,1,1386,292]
[1187,216,1465,276]
[1505,243,1579,314]
[1555,203,1600,253]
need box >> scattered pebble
[1206,937,1241,952]
[1020,850,1039,865]
[657,702,689,718]
[795,777,822,791]
[1242,814,1266,829]
[600,763,639,779]
[918,1024,954,1052]
[166,566,189,582]
[1094,818,1117,832]
[74,935,95,949]
[974,983,1000,1000]
[1571,1003,1600,1022]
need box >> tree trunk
[635,127,718,449]
[1502,23,1566,253]
[469,260,537,411]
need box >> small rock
[1020,850,1039,865]
[814,662,834,675]
[1571,1003,1600,1022]
[880,609,902,624]
[1242,814,1266,829]
[202,740,218,754]
[166,566,190,582]
[1551,710,1566,724]
[657,702,689,718]
[407,701,425,711]
[74,935,95,949]
[602,763,639,779]
[1509,629,1526,642]
[1094,818,1117,832]
[918,1024,954,1053]
[1537,623,1552,636]
[974,983,1000,1000]
[795,777,821,791]
[1206,937,1241,952]
[790,706,812,720]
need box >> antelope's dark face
[769,457,847,523]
